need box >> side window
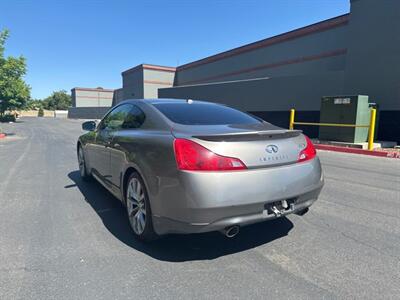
[100,104,133,130]
[122,105,146,129]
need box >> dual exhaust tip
[220,207,309,238]
[222,225,240,238]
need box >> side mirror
[82,121,96,131]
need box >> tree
[25,98,44,110]
[42,90,71,110]
[0,29,30,116]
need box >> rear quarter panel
[112,130,178,214]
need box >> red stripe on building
[122,64,176,76]
[143,80,173,86]
[179,48,347,86]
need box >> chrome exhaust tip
[223,225,240,238]
[295,207,309,216]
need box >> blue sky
[0,0,349,99]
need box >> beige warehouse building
[69,87,115,119]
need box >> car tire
[78,145,92,181]
[125,172,157,241]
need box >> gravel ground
[0,117,399,300]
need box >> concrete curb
[0,133,6,139]
[314,144,400,159]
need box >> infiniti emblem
[266,145,279,154]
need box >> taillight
[173,139,247,171]
[298,135,316,163]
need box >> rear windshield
[152,102,262,125]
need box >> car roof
[119,98,218,106]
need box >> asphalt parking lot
[0,117,399,299]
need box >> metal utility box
[319,95,370,143]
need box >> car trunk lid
[171,123,305,168]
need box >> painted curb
[314,144,400,159]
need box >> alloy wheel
[78,147,86,177]
[127,177,146,235]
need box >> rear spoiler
[193,129,302,142]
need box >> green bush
[0,114,16,122]
[38,108,44,117]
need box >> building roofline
[72,87,115,92]
[122,64,176,76]
[177,13,350,71]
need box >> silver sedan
[77,99,324,241]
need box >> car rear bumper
[152,157,324,235]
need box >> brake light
[174,139,247,171]
[298,135,316,162]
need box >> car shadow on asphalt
[68,170,293,262]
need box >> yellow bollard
[368,108,377,151]
[289,109,295,130]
